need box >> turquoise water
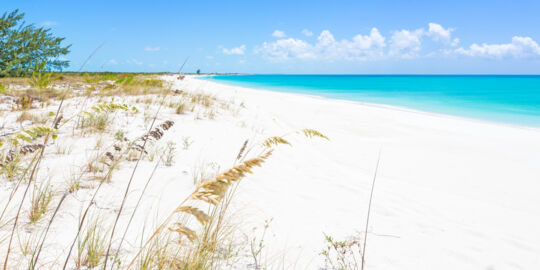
[202,75,540,127]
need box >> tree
[0,9,71,77]
[196,69,201,75]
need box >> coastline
[198,75,540,129]
[173,75,540,269]
[193,75,540,131]
[1,74,539,269]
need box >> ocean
[202,75,540,127]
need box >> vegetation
[0,8,342,270]
[0,10,70,77]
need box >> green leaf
[0,9,71,77]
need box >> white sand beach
[1,75,539,269]
[173,76,540,269]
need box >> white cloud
[222,45,246,55]
[256,28,386,61]
[256,23,540,62]
[427,23,453,42]
[108,59,118,65]
[145,46,161,52]
[206,55,214,59]
[40,21,58,27]
[302,29,313,37]
[455,36,540,58]
[272,30,287,38]
[389,29,424,58]
[256,38,315,61]
[389,23,457,58]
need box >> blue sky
[3,0,540,74]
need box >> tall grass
[126,130,328,269]
[28,180,53,223]
[1,71,335,270]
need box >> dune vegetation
[0,72,336,269]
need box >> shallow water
[202,75,540,127]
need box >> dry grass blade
[101,116,170,269]
[0,144,43,166]
[168,223,198,242]
[192,150,273,205]
[361,151,381,270]
[126,150,273,269]
[261,136,291,148]
[299,128,330,140]
[31,192,68,269]
[176,206,210,225]
[236,139,248,160]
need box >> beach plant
[28,180,53,223]
[0,144,46,181]
[2,125,57,146]
[126,129,328,269]
[114,129,126,141]
[0,150,23,181]
[78,103,133,133]
[17,229,39,257]
[14,95,35,110]
[249,218,272,269]
[75,218,108,269]
[320,233,363,270]
[3,44,103,270]
[320,151,380,270]
[126,149,274,269]
[29,62,54,89]
[182,136,194,150]
[175,103,187,114]
[164,141,176,166]
[16,111,35,123]
[67,173,82,193]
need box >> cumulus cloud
[145,46,161,52]
[255,23,539,62]
[302,29,313,37]
[389,23,459,58]
[256,28,386,62]
[256,38,314,61]
[272,30,287,38]
[222,45,246,55]
[455,36,540,58]
[389,29,424,58]
[427,23,450,42]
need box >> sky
[3,0,540,74]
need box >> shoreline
[175,75,540,269]
[1,74,539,269]
[193,75,540,132]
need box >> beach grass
[0,73,331,269]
